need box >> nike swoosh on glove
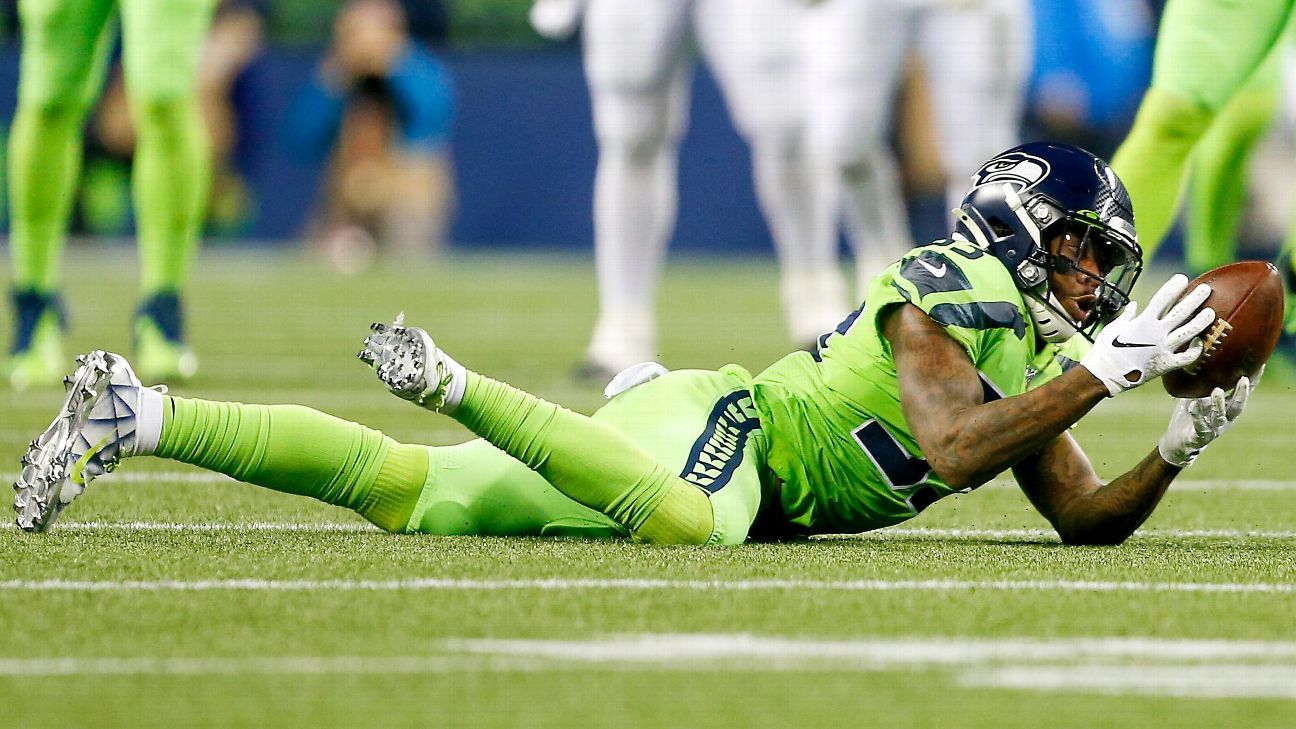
[1080,274,1215,396]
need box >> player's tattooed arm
[884,303,1110,490]
[1011,434,1178,545]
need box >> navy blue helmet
[952,142,1142,342]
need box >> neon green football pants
[410,368,774,544]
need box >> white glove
[1080,274,1215,396]
[1157,373,1255,468]
[529,0,584,41]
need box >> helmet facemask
[1011,191,1142,342]
[953,143,1144,344]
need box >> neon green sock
[154,397,428,532]
[131,95,211,296]
[451,373,714,544]
[1111,88,1215,261]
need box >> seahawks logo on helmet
[969,152,1051,192]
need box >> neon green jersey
[750,239,1090,534]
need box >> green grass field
[1,248,1293,728]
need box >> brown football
[1161,261,1284,398]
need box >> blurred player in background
[283,0,456,272]
[1111,0,1296,346]
[802,0,1032,295]
[531,0,848,377]
[6,0,218,388]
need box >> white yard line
[0,655,536,677]
[969,665,1296,700]
[2,636,1295,700]
[0,577,1289,594]
[979,478,1296,491]
[841,527,1296,539]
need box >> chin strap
[1024,290,1079,343]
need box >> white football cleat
[13,351,163,532]
[358,314,466,412]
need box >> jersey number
[851,419,941,513]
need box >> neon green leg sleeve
[8,0,116,291]
[1186,75,1280,274]
[119,0,217,295]
[1111,89,1215,260]
[450,373,715,544]
[154,397,428,532]
[129,97,211,296]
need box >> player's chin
[1070,295,1097,323]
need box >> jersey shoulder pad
[888,240,1027,341]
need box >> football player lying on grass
[15,143,1254,544]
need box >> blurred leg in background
[918,0,1031,210]
[1184,18,1296,361]
[6,0,116,389]
[1184,51,1283,276]
[119,0,218,384]
[1111,0,1296,361]
[1111,0,1296,260]
[696,0,848,347]
[801,0,1028,303]
[803,0,913,301]
[580,0,692,377]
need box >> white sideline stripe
[0,577,1289,594]
[970,665,1296,700]
[3,522,1293,540]
[2,470,1293,492]
[3,636,1296,702]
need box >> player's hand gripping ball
[1162,261,1284,398]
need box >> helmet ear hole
[988,219,1012,237]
